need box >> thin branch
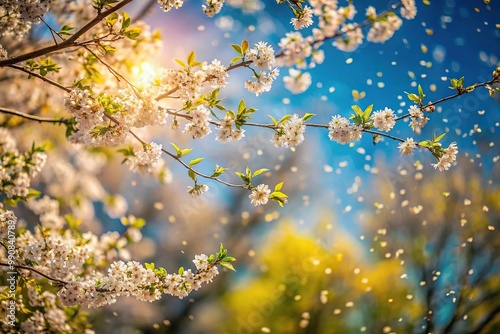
[0,107,69,124]
[6,64,71,93]
[395,78,499,121]
[0,0,134,67]
[0,262,69,286]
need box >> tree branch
[0,262,69,286]
[0,0,134,67]
[0,107,69,124]
[6,64,71,93]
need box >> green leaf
[106,13,119,27]
[269,115,278,125]
[241,40,249,54]
[220,262,236,271]
[433,133,446,143]
[407,93,420,103]
[189,157,204,166]
[418,84,425,102]
[363,104,373,120]
[274,182,283,191]
[238,100,246,114]
[211,165,227,178]
[279,115,292,124]
[26,188,41,199]
[178,267,184,275]
[231,44,242,55]
[230,56,243,64]
[302,113,315,121]
[351,105,363,116]
[123,27,141,40]
[187,51,195,67]
[121,11,131,30]
[175,59,187,69]
[252,168,268,177]
[171,142,182,156]
[59,25,75,36]
[145,263,155,270]
[188,170,197,181]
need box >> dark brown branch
[0,0,134,67]
[6,64,71,93]
[0,262,69,286]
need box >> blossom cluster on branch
[0,0,499,332]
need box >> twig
[0,262,69,286]
[0,0,134,67]
[6,64,71,93]
[0,107,69,124]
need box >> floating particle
[261,327,271,333]
[333,309,342,315]
[421,44,428,53]
[426,28,434,35]
[464,199,471,205]
[299,320,309,328]
[282,98,290,104]
[377,72,383,77]
[408,71,415,79]
[345,301,354,307]
[324,165,333,173]
[352,89,366,101]
[488,225,495,231]
[474,8,480,13]
[430,84,437,92]
[329,86,335,93]
[346,58,353,64]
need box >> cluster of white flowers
[188,184,210,198]
[125,142,163,175]
[0,129,47,198]
[283,68,312,94]
[157,0,184,12]
[367,11,403,43]
[371,107,396,132]
[272,114,306,147]
[161,68,207,102]
[276,31,312,67]
[184,105,213,138]
[328,115,363,144]
[19,230,92,281]
[58,255,220,308]
[202,0,225,17]
[291,6,314,30]
[433,142,458,171]
[64,88,166,147]
[401,0,417,20]
[216,116,245,142]
[408,105,428,133]
[0,206,16,240]
[0,0,53,38]
[246,42,276,70]
[245,68,280,96]
[333,24,364,52]
[27,195,65,229]
[249,184,271,206]
[203,59,229,88]
[22,290,73,333]
[398,138,417,155]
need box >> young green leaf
[189,157,204,166]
